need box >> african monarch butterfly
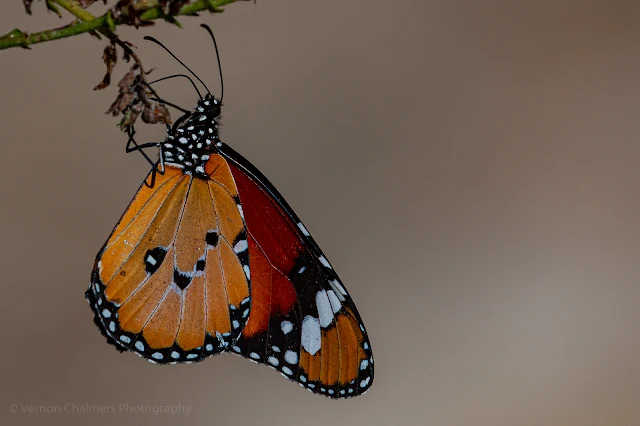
[86,25,374,398]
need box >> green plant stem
[53,0,96,21]
[0,0,239,50]
[51,0,117,41]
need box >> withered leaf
[142,102,171,125]
[77,0,106,7]
[106,65,140,116]
[94,41,118,90]
[118,103,143,129]
[160,0,190,15]
[112,0,155,28]
[106,64,171,130]
[23,0,33,15]
[117,65,138,91]
[119,40,135,63]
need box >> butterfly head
[196,93,222,118]
[145,25,226,179]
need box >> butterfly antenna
[200,24,224,102]
[144,36,211,96]
[149,74,204,100]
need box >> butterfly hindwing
[220,145,374,398]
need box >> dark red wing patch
[225,157,374,398]
[229,165,302,338]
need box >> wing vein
[106,175,186,284]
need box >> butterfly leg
[125,126,165,188]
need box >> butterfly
[85,25,374,398]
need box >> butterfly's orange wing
[87,157,250,363]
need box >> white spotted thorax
[162,94,222,177]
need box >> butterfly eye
[200,98,221,117]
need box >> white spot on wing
[330,279,347,297]
[327,290,342,313]
[234,240,248,253]
[282,366,293,375]
[315,291,334,328]
[301,316,321,355]
[280,321,293,335]
[268,356,279,366]
[318,255,332,269]
[284,350,298,364]
[297,222,310,236]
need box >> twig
[0,0,239,50]
[50,0,143,70]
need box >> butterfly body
[160,97,222,177]
[87,93,374,397]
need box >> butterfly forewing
[87,155,250,363]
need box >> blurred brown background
[2,1,640,425]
